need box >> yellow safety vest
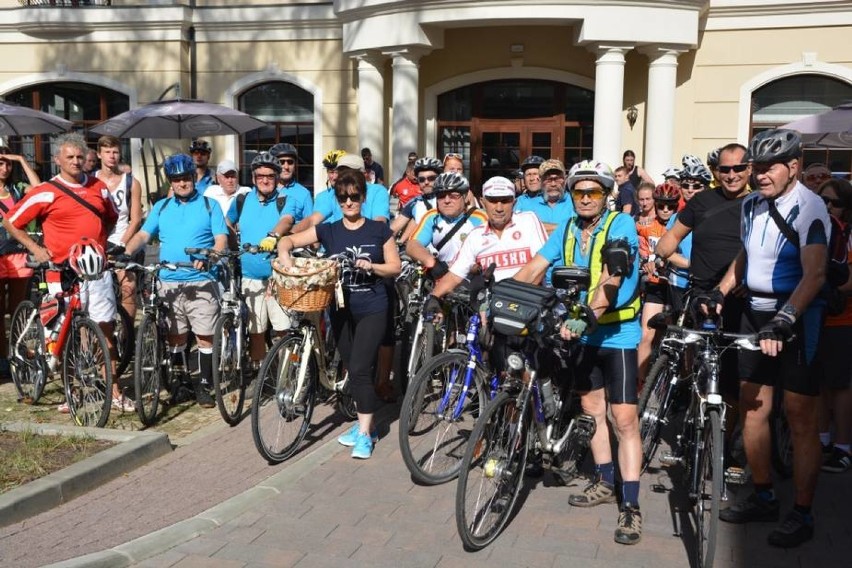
[563,212,641,325]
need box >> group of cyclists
[0,124,849,555]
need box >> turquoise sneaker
[337,424,378,447]
[351,432,374,459]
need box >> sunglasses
[336,192,363,203]
[571,188,604,201]
[443,153,463,161]
[717,163,749,174]
[543,174,564,184]
[279,159,295,166]
[680,182,704,189]
[417,174,438,184]
[254,173,277,181]
[484,196,514,204]
[655,202,677,211]
[436,191,463,200]
[822,195,843,207]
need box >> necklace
[579,216,602,254]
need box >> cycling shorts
[571,345,639,405]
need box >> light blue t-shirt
[141,192,228,283]
[226,189,286,280]
[538,211,641,349]
[279,181,313,224]
[195,169,214,194]
[312,183,391,223]
[515,192,575,225]
[666,213,692,289]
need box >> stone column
[353,52,386,168]
[385,48,426,183]
[591,45,632,169]
[642,46,686,183]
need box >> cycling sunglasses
[716,163,749,174]
[336,192,363,203]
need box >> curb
[0,422,172,529]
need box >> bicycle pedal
[725,466,747,486]
[659,452,683,466]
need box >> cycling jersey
[741,181,829,311]
[195,168,214,194]
[400,194,436,226]
[390,177,421,207]
[665,213,692,289]
[312,183,390,223]
[227,189,288,280]
[279,181,313,224]
[514,192,575,225]
[637,217,668,285]
[410,208,487,263]
[449,211,547,282]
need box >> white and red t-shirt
[7,174,118,263]
[449,211,548,282]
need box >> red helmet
[653,181,681,202]
[68,237,106,281]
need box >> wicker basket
[271,257,339,312]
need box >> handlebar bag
[490,279,557,336]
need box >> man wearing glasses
[802,162,832,192]
[189,140,215,194]
[389,157,443,239]
[269,143,313,226]
[515,158,575,235]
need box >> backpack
[234,192,287,222]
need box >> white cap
[482,176,516,199]
[216,159,238,175]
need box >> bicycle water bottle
[540,378,557,419]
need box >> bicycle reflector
[507,352,524,371]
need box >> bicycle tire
[455,391,529,551]
[638,353,675,473]
[407,319,436,380]
[133,312,164,426]
[113,305,135,379]
[9,300,49,404]
[398,351,488,485]
[695,407,723,568]
[251,335,317,464]
[63,316,113,428]
[335,371,357,421]
[212,313,247,426]
[770,390,794,479]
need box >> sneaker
[720,492,780,524]
[195,387,215,409]
[57,401,70,414]
[822,443,834,460]
[568,479,616,508]
[614,504,643,545]
[337,423,379,447]
[351,432,373,459]
[767,510,814,548]
[822,447,852,473]
[111,396,135,413]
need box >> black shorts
[737,308,820,396]
[571,345,639,405]
[815,326,852,390]
[643,282,668,305]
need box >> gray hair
[52,132,89,158]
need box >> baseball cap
[482,176,516,199]
[538,159,566,177]
[216,159,238,175]
[336,153,366,172]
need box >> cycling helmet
[322,149,346,170]
[747,128,802,163]
[433,172,470,194]
[268,142,298,159]
[662,166,682,180]
[413,157,442,175]
[566,160,615,191]
[189,140,211,154]
[706,147,721,169]
[163,153,194,180]
[681,153,704,170]
[68,237,106,281]
[520,155,545,172]
[679,163,712,184]
[251,151,282,174]
[653,181,682,202]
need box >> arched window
[751,74,852,177]
[238,81,314,190]
[4,82,130,178]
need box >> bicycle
[646,316,761,568]
[454,267,599,550]
[9,261,114,427]
[107,258,139,380]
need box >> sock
[754,483,775,501]
[793,503,814,524]
[595,462,615,486]
[621,481,640,507]
[819,432,832,447]
[198,348,213,388]
[836,443,851,455]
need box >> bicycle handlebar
[658,324,765,351]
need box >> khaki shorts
[160,280,219,336]
[242,277,295,334]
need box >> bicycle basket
[271,257,339,312]
[489,279,557,336]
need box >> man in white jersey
[707,129,828,548]
[204,159,250,219]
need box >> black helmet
[268,142,298,159]
[747,129,802,164]
[189,140,212,154]
[413,157,442,175]
[251,151,282,174]
[520,155,545,172]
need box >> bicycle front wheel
[455,391,529,551]
[406,318,436,380]
[399,351,488,485]
[63,317,113,428]
[9,300,49,404]
[638,353,675,472]
[251,335,317,464]
[113,305,135,379]
[695,406,723,568]
[213,313,247,426]
[133,312,165,426]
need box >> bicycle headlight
[506,352,524,372]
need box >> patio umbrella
[0,101,73,136]
[90,98,267,139]
[781,101,852,148]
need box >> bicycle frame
[434,313,491,421]
[17,270,83,371]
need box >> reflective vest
[562,212,641,325]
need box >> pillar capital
[349,50,386,68]
[588,43,634,63]
[382,46,431,65]
[639,44,689,66]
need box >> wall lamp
[627,105,638,129]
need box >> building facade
[0,0,850,197]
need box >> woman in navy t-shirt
[275,170,400,459]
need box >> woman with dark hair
[816,177,852,473]
[0,147,40,379]
[275,169,401,459]
[622,150,654,188]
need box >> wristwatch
[779,303,798,321]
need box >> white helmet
[662,166,682,180]
[567,160,616,191]
[68,237,106,281]
[681,154,705,170]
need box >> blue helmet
[163,153,194,180]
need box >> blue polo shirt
[515,192,575,225]
[538,211,640,349]
[279,181,313,224]
[312,183,391,223]
[195,168,214,194]
[227,189,286,280]
[666,213,692,289]
[141,192,228,283]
